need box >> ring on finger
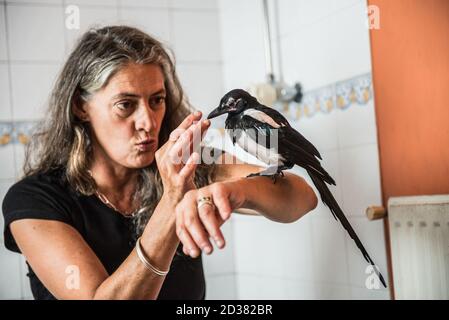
[197,196,215,211]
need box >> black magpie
[207,89,387,288]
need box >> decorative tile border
[0,121,37,147]
[278,72,374,121]
[1,73,374,146]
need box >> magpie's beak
[207,105,228,119]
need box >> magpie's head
[207,89,257,119]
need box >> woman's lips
[136,140,156,152]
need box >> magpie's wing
[249,105,322,160]
[277,127,335,185]
[240,109,335,185]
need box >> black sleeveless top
[1,168,205,300]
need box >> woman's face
[82,63,166,169]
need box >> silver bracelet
[135,237,170,276]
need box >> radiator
[388,195,449,299]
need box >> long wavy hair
[23,25,217,242]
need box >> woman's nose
[135,104,157,132]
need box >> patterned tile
[286,72,373,121]
[0,121,37,146]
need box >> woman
[2,26,318,300]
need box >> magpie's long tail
[307,170,387,288]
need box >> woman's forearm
[92,194,180,300]
[235,172,318,223]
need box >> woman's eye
[115,101,134,111]
[150,96,166,108]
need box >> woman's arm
[10,193,180,300]
[174,151,318,258]
[214,152,318,222]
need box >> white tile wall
[171,10,221,62]
[118,0,168,8]
[0,247,22,299]
[10,63,60,121]
[0,4,7,60]
[291,112,339,152]
[233,213,315,282]
[281,280,317,299]
[336,99,378,148]
[0,64,12,120]
[351,286,389,300]
[313,283,352,299]
[205,274,236,299]
[0,179,14,240]
[202,219,235,276]
[278,0,337,38]
[311,216,350,285]
[236,274,319,299]
[0,178,25,299]
[65,5,119,52]
[0,145,16,180]
[6,4,65,62]
[222,57,267,93]
[278,0,364,39]
[217,0,266,92]
[119,7,171,44]
[218,0,265,63]
[177,63,224,114]
[339,144,382,217]
[170,0,217,10]
[19,256,33,299]
[280,12,337,91]
[280,0,371,90]
[330,1,373,81]
[235,274,288,299]
[7,0,63,4]
[13,142,25,179]
[67,0,117,6]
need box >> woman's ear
[72,94,90,122]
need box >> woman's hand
[155,111,210,201]
[175,180,246,258]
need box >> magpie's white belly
[236,131,285,166]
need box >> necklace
[94,189,141,218]
[87,170,142,218]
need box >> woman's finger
[172,119,210,162]
[190,119,211,155]
[179,152,199,179]
[197,201,226,249]
[183,199,213,255]
[170,119,200,162]
[178,111,202,132]
[169,128,194,164]
[176,206,201,257]
[211,187,233,221]
[168,111,202,146]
